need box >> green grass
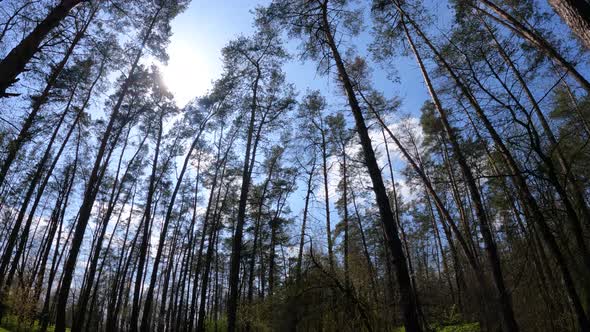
[438,322,480,332]
[205,315,228,332]
[395,322,480,332]
[0,314,71,332]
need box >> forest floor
[0,322,479,332]
[0,315,70,332]
[395,322,480,332]
[0,323,481,332]
[0,314,478,332]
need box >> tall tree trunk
[319,3,422,331]
[246,155,277,307]
[0,9,93,190]
[548,0,590,50]
[483,20,590,267]
[0,0,87,97]
[297,158,316,279]
[368,94,483,284]
[73,121,145,331]
[30,165,72,301]
[266,188,290,298]
[401,6,590,328]
[27,101,86,291]
[106,199,143,331]
[130,113,164,332]
[401,18,519,332]
[182,161,201,332]
[350,187,378,297]
[227,64,261,332]
[473,0,590,92]
[174,228,190,331]
[0,50,100,322]
[197,183,229,332]
[157,230,179,331]
[191,127,236,329]
[382,128,422,305]
[39,132,81,332]
[0,80,77,285]
[140,117,211,331]
[268,211,278,296]
[341,150,350,288]
[321,126,335,270]
[54,7,162,330]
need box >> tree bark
[548,0,590,50]
[402,6,590,328]
[227,64,261,332]
[321,125,335,270]
[474,0,590,92]
[319,2,422,331]
[297,158,316,279]
[401,18,519,332]
[130,113,164,332]
[54,5,162,327]
[0,0,87,97]
[140,116,211,331]
[0,11,93,190]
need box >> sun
[161,41,213,107]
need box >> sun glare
[161,41,214,107]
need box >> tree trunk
[548,0,590,50]
[247,154,278,306]
[321,126,335,270]
[382,128,422,308]
[106,203,143,331]
[197,184,229,332]
[483,20,590,268]
[54,7,162,330]
[227,65,260,332]
[39,133,81,332]
[297,159,316,279]
[0,81,77,286]
[0,0,86,97]
[73,122,143,331]
[341,150,350,288]
[474,0,590,92]
[401,18,519,332]
[350,187,378,297]
[182,162,201,331]
[140,118,210,331]
[402,6,590,328]
[130,113,164,332]
[0,11,93,190]
[319,3,422,331]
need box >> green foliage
[437,322,480,332]
[204,315,228,332]
[1,284,36,332]
[1,314,70,332]
[394,322,479,332]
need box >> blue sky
[161,0,435,117]
[111,0,589,256]
[158,0,441,251]
[162,0,270,106]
